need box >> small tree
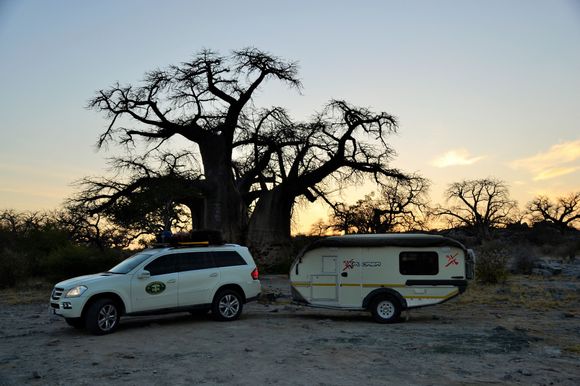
[69,152,202,242]
[526,192,580,232]
[434,178,517,240]
[327,177,429,234]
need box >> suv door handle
[209,273,218,278]
[167,279,177,284]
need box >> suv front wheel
[212,290,243,321]
[85,298,120,335]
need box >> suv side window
[144,254,179,276]
[212,251,247,267]
[179,252,214,272]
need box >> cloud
[431,149,486,168]
[532,167,579,181]
[511,139,580,181]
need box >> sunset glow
[0,1,578,234]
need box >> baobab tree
[526,192,580,232]
[234,100,408,257]
[434,178,517,240]
[86,48,411,265]
[90,48,301,242]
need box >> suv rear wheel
[85,298,120,335]
[212,290,243,321]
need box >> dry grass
[0,280,52,305]
[453,275,580,312]
[564,344,580,354]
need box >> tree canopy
[526,192,580,232]
[434,178,518,240]
[84,48,409,259]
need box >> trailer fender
[363,288,408,310]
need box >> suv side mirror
[137,270,151,280]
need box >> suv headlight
[65,285,88,298]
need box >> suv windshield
[108,252,155,274]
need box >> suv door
[177,251,220,307]
[131,253,179,312]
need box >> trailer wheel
[370,296,401,324]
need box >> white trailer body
[289,234,475,323]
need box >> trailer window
[399,252,439,275]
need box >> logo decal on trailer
[445,253,459,267]
[343,260,381,271]
[343,259,356,271]
[146,281,166,295]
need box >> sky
[0,0,579,234]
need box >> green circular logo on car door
[146,281,166,295]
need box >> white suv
[49,244,261,334]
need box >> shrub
[41,245,124,283]
[0,248,30,288]
[510,243,539,274]
[475,240,509,284]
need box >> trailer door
[338,249,362,307]
[310,256,338,301]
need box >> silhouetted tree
[70,152,202,239]
[87,49,412,264]
[434,178,517,240]
[370,177,430,232]
[236,101,408,260]
[55,205,141,249]
[326,177,429,234]
[526,192,580,232]
[309,219,332,237]
[89,48,301,242]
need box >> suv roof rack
[151,240,211,249]
[152,230,225,248]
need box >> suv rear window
[399,251,439,275]
[212,251,247,267]
[179,252,214,271]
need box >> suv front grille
[51,287,64,301]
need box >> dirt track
[1,275,579,385]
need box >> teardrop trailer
[289,234,475,323]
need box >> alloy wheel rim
[219,294,240,318]
[98,304,118,331]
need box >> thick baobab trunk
[247,187,294,270]
[181,197,205,231]
[199,139,246,244]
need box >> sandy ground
[1,275,579,386]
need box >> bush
[475,240,509,284]
[510,243,539,274]
[0,248,31,288]
[41,245,124,283]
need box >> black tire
[84,298,120,335]
[211,290,243,321]
[65,317,84,329]
[370,296,401,324]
